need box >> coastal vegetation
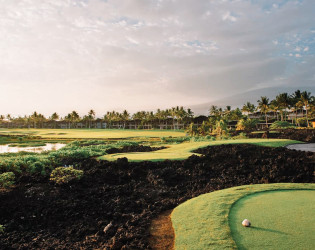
[0,90,314,131]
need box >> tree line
[0,90,314,130]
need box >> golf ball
[242,219,251,227]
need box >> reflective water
[286,143,315,153]
[0,143,66,154]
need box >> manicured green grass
[171,183,315,250]
[0,128,185,139]
[230,190,315,250]
[99,139,302,162]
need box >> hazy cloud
[0,0,314,116]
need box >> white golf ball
[242,219,251,227]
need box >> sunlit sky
[0,0,314,117]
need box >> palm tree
[257,96,270,127]
[88,109,96,129]
[30,112,38,128]
[50,112,59,128]
[275,93,291,121]
[186,108,194,123]
[64,113,72,129]
[170,107,177,130]
[176,106,186,129]
[70,111,80,128]
[213,119,228,137]
[186,122,198,136]
[224,106,232,120]
[37,114,46,128]
[301,91,312,127]
[198,121,210,136]
[121,110,130,129]
[270,100,280,121]
[290,90,302,124]
[155,109,163,129]
[209,105,219,116]
[242,102,255,116]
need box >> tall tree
[209,105,219,117]
[275,93,291,121]
[70,111,80,128]
[121,110,130,129]
[242,102,255,116]
[257,96,270,127]
[30,112,38,128]
[88,109,96,129]
[301,91,312,127]
[50,112,59,129]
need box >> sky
[0,0,314,117]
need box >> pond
[0,143,66,154]
[286,143,315,153]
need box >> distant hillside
[191,86,315,115]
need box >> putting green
[171,183,315,249]
[0,128,185,139]
[99,139,302,162]
[230,190,315,250]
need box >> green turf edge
[98,139,303,162]
[171,183,315,250]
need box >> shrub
[236,119,258,131]
[296,117,308,127]
[270,121,295,129]
[233,132,248,139]
[0,225,4,233]
[50,166,83,184]
[161,136,190,143]
[0,172,15,188]
[212,120,228,138]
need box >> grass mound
[99,139,302,162]
[230,190,315,250]
[171,183,315,249]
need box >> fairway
[171,183,315,250]
[99,139,302,162]
[0,128,185,139]
[230,190,315,250]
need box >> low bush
[190,136,216,142]
[161,136,190,143]
[0,172,15,188]
[296,117,308,127]
[233,132,248,139]
[270,121,295,129]
[50,166,83,185]
[236,119,258,131]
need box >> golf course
[0,128,314,249]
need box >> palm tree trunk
[305,104,309,127]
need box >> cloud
[0,0,314,116]
[222,11,237,22]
